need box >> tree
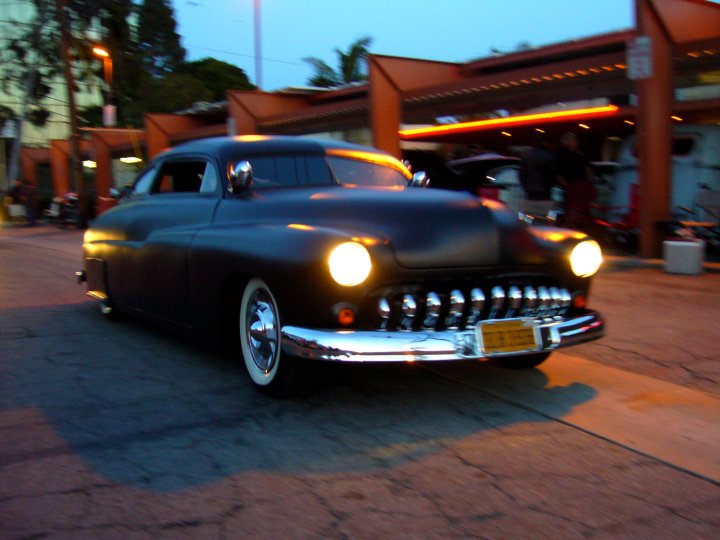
[143,72,213,113]
[1,0,102,188]
[303,36,373,88]
[135,0,185,79]
[177,58,255,101]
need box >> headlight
[328,241,372,286]
[570,240,603,277]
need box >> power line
[185,44,304,67]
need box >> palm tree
[303,36,373,88]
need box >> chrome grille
[372,282,573,331]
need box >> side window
[243,155,301,187]
[200,163,220,194]
[246,156,278,187]
[150,160,208,194]
[300,155,334,186]
[131,166,157,196]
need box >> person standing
[556,132,596,229]
[519,135,559,219]
[7,179,27,224]
[23,180,37,226]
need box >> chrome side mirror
[409,171,430,188]
[228,160,253,192]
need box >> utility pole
[56,0,87,227]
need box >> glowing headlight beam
[570,240,603,277]
[328,241,372,286]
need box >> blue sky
[172,0,634,91]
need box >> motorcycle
[57,192,80,228]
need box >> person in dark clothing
[7,179,37,226]
[556,132,596,229]
[23,181,37,226]
[519,136,559,218]
[9,179,24,205]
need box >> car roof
[161,135,393,159]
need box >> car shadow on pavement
[1,301,597,492]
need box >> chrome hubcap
[245,291,279,373]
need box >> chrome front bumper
[281,311,604,362]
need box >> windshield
[326,150,410,188]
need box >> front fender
[188,223,396,332]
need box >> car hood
[238,186,546,269]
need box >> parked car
[447,153,526,212]
[77,136,605,397]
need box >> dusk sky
[172,0,635,91]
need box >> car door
[120,154,221,326]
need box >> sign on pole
[627,36,653,80]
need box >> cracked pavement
[1,225,719,539]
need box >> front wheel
[494,352,551,370]
[239,278,313,397]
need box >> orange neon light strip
[399,105,620,139]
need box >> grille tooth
[488,286,505,319]
[423,292,441,328]
[401,294,417,330]
[377,298,391,330]
[537,286,551,315]
[522,286,538,315]
[549,287,562,314]
[467,288,485,327]
[506,286,522,317]
[446,289,465,329]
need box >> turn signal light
[337,308,355,326]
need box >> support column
[50,140,71,196]
[368,56,402,158]
[90,132,113,214]
[636,0,674,258]
[20,148,49,188]
[368,55,461,158]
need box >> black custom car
[78,136,605,396]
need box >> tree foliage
[135,0,185,79]
[177,58,255,102]
[303,36,373,88]
[1,0,254,132]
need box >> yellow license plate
[478,319,539,355]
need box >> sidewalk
[603,253,720,274]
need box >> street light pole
[92,46,115,127]
[254,0,262,89]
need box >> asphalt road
[1,225,719,539]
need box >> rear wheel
[239,278,313,397]
[495,352,551,369]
